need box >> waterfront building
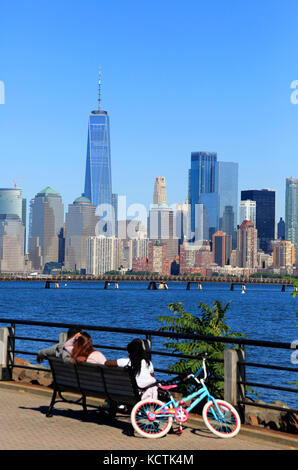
[0,188,27,253]
[239,200,256,227]
[0,188,23,219]
[64,196,98,273]
[0,214,25,272]
[241,189,276,254]
[273,240,295,269]
[28,187,64,271]
[218,161,238,242]
[132,237,148,260]
[236,220,258,268]
[257,251,273,270]
[132,257,148,272]
[148,177,179,261]
[285,177,298,264]
[86,236,121,275]
[179,240,213,274]
[83,70,112,210]
[175,201,191,244]
[277,217,285,240]
[212,231,232,267]
[189,152,219,240]
[153,177,167,205]
[112,193,118,237]
[147,241,169,275]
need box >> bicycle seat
[158,384,178,391]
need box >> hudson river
[0,281,297,408]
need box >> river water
[0,281,297,409]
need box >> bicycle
[130,354,241,439]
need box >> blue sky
[0,0,298,220]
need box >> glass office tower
[0,188,23,219]
[189,152,219,241]
[241,189,276,254]
[83,72,112,211]
[218,162,238,245]
[285,177,298,264]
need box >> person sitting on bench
[65,331,106,365]
[105,338,158,400]
[36,326,82,363]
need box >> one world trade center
[83,70,112,210]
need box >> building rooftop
[37,187,60,197]
[73,196,91,205]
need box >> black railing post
[6,323,15,380]
[237,346,246,423]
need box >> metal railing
[0,318,297,419]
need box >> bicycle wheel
[131,399,173,438]
[202,399,241,438]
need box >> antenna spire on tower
[98,66,101,112]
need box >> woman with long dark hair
[64,331,106,364]
[105,338,158,399]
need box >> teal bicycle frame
[155,361,225,421]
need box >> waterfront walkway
[0,382,297,452]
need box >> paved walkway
[0,384,296,452]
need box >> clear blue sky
[0,0,298,220]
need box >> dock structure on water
[0,274,295,292]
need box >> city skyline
[1,1,298,222]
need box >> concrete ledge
[0,380,297,449]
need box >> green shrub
[158,300,245,398]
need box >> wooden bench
[46,357,141,419]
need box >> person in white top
[105,338,158,400]
[64,331,106,365]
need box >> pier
[0,274,295,291]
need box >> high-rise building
[29,187,64,271]
[64,196,98,273]
[239,200,256,227]
[0,188,26,253]
[86,236,121,275]
[112,193,118,237]
[277,217,285,240]
[0,214,25,272]
[235,220,258,268]
[285,177,298,264]
[273,240,295,269]
[83,70,112,210]
[189,152,219,241]
[212,231,232,267]
[218,162,238,239]
[241,189,276,254]
[175,202,191,244]
[147,241,169,275]
[153,177,167,205]
[148,177,178,258]
[0,188,23,219]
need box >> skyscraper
[189,152,219,240]
[273,240,295,269]
[0,188,27,255]
[0,215,25,272]
[153,177,167,205]
[285,177,298,264]
[83,70,112,211]
[148,177,178,260]
[64,196,98,273]
[241,189,276,254]
[235,220,258,268]
[212,230,232,267]
[239,200,256,227]
[218,161,238,238]
[29,187,64,271]
[277,217,285,240]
